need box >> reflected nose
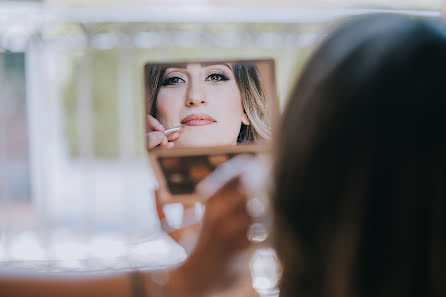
[185,80,207,107]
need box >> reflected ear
[242,112,251,125]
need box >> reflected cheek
[213,100,244,121]
[155,92,184,127]
[211,108,244,144]
[207,86,243,112]
[206,88,244,141]
[155,101,169,126]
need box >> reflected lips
[181,113,216,126]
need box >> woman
[144,62,271,149]
[4,13,445,297]
[273,14,446,297]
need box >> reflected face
[156,63,250,147]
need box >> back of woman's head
[273,14,446,297]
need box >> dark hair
[273,14,446,297]
[144,63,271,144]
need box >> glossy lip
[181,113,217,126]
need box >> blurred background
[0,0,443,280]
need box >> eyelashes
[161,73,229,86]
[161,76,184,86]
[206,73,229,82]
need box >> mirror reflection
[144,59,277,150]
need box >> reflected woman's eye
[206,73,229,82]
[161,76,184,86]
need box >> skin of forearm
[0,269,201,297]
[0,273,132,297]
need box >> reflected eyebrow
[164,64,187,70]
[163,63,233,71]
[201,63,232,71]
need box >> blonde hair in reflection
[145,63,271,144]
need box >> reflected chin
[175,128,236,147]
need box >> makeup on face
[180,113,216,127]
[160,63,233,87]
[145,59,279,149]
[154,63,244,147]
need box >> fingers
[163,131,180,149]
[146,115,165,133]
[207,177,247,216]
[146,115,181,150]
[199,176,253,251]
[146,115,166,150]
[166,141,175,149]
[221,213,252,249]
[147,134,176,150]
[166,131,180,142]
[147,131,167,150]
[217,198,252,250]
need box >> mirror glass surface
[144,59,278,150]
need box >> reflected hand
[146,115,180,150]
